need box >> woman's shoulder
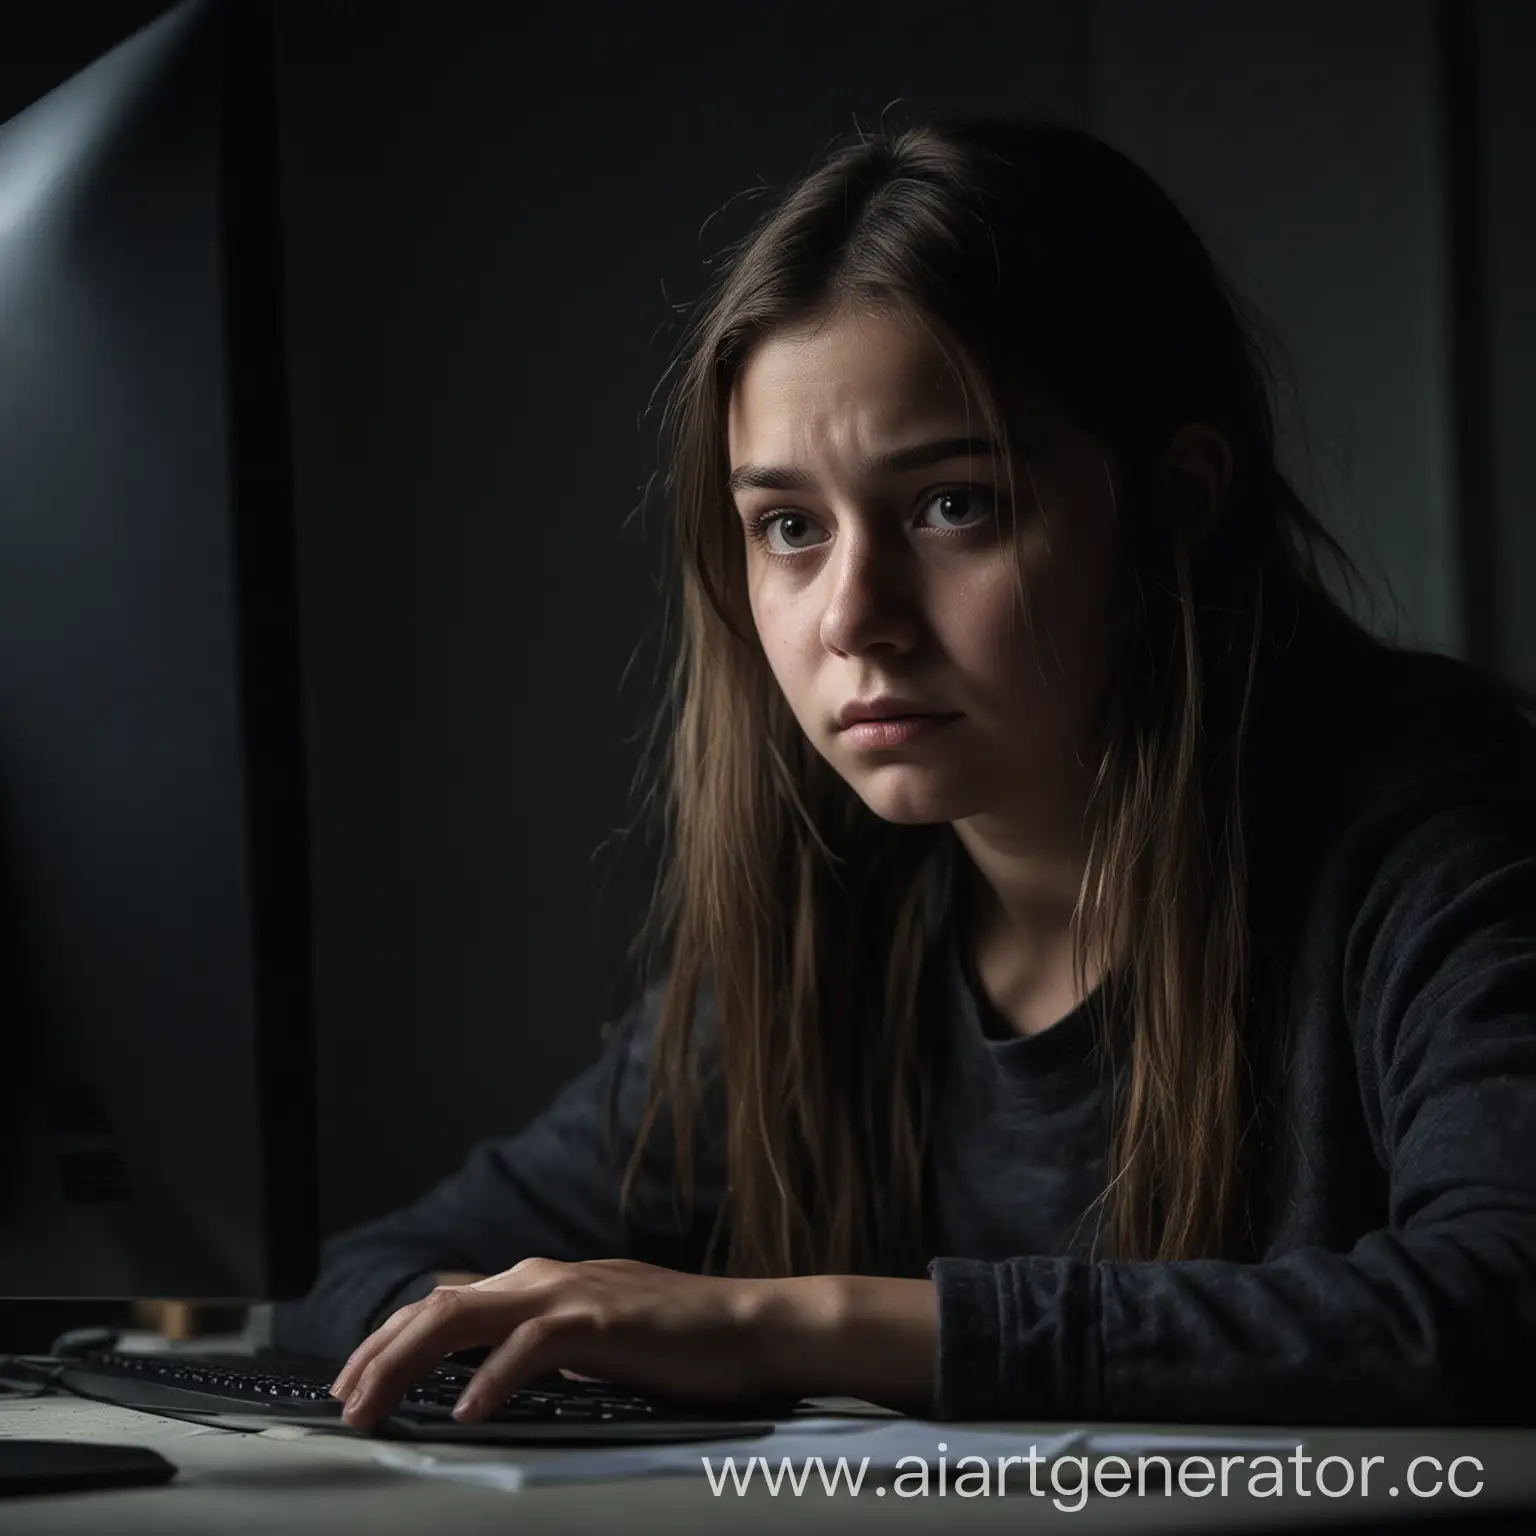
[1252,595,1536,822]
[1230,603,1536,1023]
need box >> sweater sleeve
[926,785,1536,1424]
[272,981,721,1362]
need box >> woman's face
[726,305,1123,833]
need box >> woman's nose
[818,538,920,656]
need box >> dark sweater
[274,599,1536,1425]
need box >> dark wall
[1479,0,1536,691]
[1091,0,1461,657]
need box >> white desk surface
[3,1392,1535,1534]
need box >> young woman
[277,113,1536,1429]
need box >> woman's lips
[840,713,961,749]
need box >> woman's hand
[329,1257,806,1429]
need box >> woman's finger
[450,1314,565,1424]
[329,1294,438,1400]
[338,1293,488,1428]
[332,1261,563,1405]
[341,1289,522,1429]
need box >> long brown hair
[613,112,1439,1278]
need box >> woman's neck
[954,845,1084,1038]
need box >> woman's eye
[920,486,995,530]
[746,513,829,556]
[760,512,824,552]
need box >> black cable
[0,1354,68,1400]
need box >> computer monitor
[0,0,317,1302]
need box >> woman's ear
[1154,423,1234,549]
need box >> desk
[3,1393,1535,1533]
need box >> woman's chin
[853,783,966,826]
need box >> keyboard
[58,1351,789,1444]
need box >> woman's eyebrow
[726,435,1000,495]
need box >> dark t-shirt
[274,596,1536,1424]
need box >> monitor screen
[0,0,316,1301]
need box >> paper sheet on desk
[372,1419,1301,1492]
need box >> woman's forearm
[751,1275,938,1413]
